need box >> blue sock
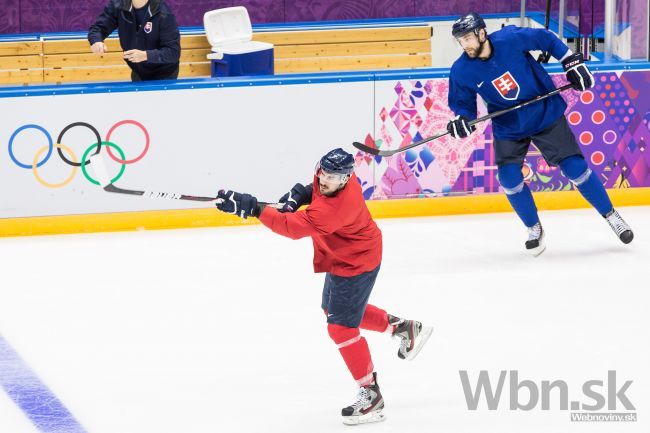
[559,156,613,216]
[498,164,540,227]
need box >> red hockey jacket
[258,174,382,277]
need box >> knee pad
[327,323,360,347]
[498,164,525,195]
[559,156,591,186]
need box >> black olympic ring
[56,122,102,167]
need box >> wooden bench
[0,41,44,85]
[256,26,432,73]
[0,25,432,85]
[41,38,211,83]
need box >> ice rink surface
[1,206,649,433]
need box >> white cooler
[203,7,274,77]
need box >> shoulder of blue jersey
[489,25,517,41]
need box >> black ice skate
[341,372,385,425]
[388,314,433,361]
[604,209,634,244]
[525,222,546,256]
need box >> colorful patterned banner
[357,70,650,200]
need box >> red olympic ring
[105,120,150,164]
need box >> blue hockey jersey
[448,26,570,140]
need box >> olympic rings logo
[7,120,150,188]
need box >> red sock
[327,323,374,386]
[359,304,389,332]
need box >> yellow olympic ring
[32,144,78,188]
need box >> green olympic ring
[81,141,126,186]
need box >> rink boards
[1,64,649,236]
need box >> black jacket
[88,0,181,80]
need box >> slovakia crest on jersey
[491,71,520,100]
[144,22,153,34]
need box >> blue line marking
[0,335,88,433]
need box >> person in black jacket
[88,0,181,81]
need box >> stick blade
[375,148,401,157]
[88,154,111,187]
[352,141,380,156]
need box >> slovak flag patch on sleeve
[491,71,520,100]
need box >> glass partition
[613,0,649,60]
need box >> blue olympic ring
[8,124,53,169]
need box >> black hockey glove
[216,190,260,219]
[278,183,313,213]
[447,115,476,138]
[561,52,594,91]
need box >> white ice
[0,206,649,433]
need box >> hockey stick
[352,83,573,157]
[537,0,553,63]
[89,154,282,208]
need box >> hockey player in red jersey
[215,148,433,425]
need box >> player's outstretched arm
[259,201,342,240]
[214,188,342,240]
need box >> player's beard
[477,38,489,58]
[318,179,347,196]
[466,38,487,59]
[318,181,336,196]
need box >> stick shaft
[104,184,281,208]
[353,84,573,157]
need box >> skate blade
[342,410,386,425]
[527,232,546,257]
[405,326,433,361]
[529,243,546,257]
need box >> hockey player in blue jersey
[447,12,634,256]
